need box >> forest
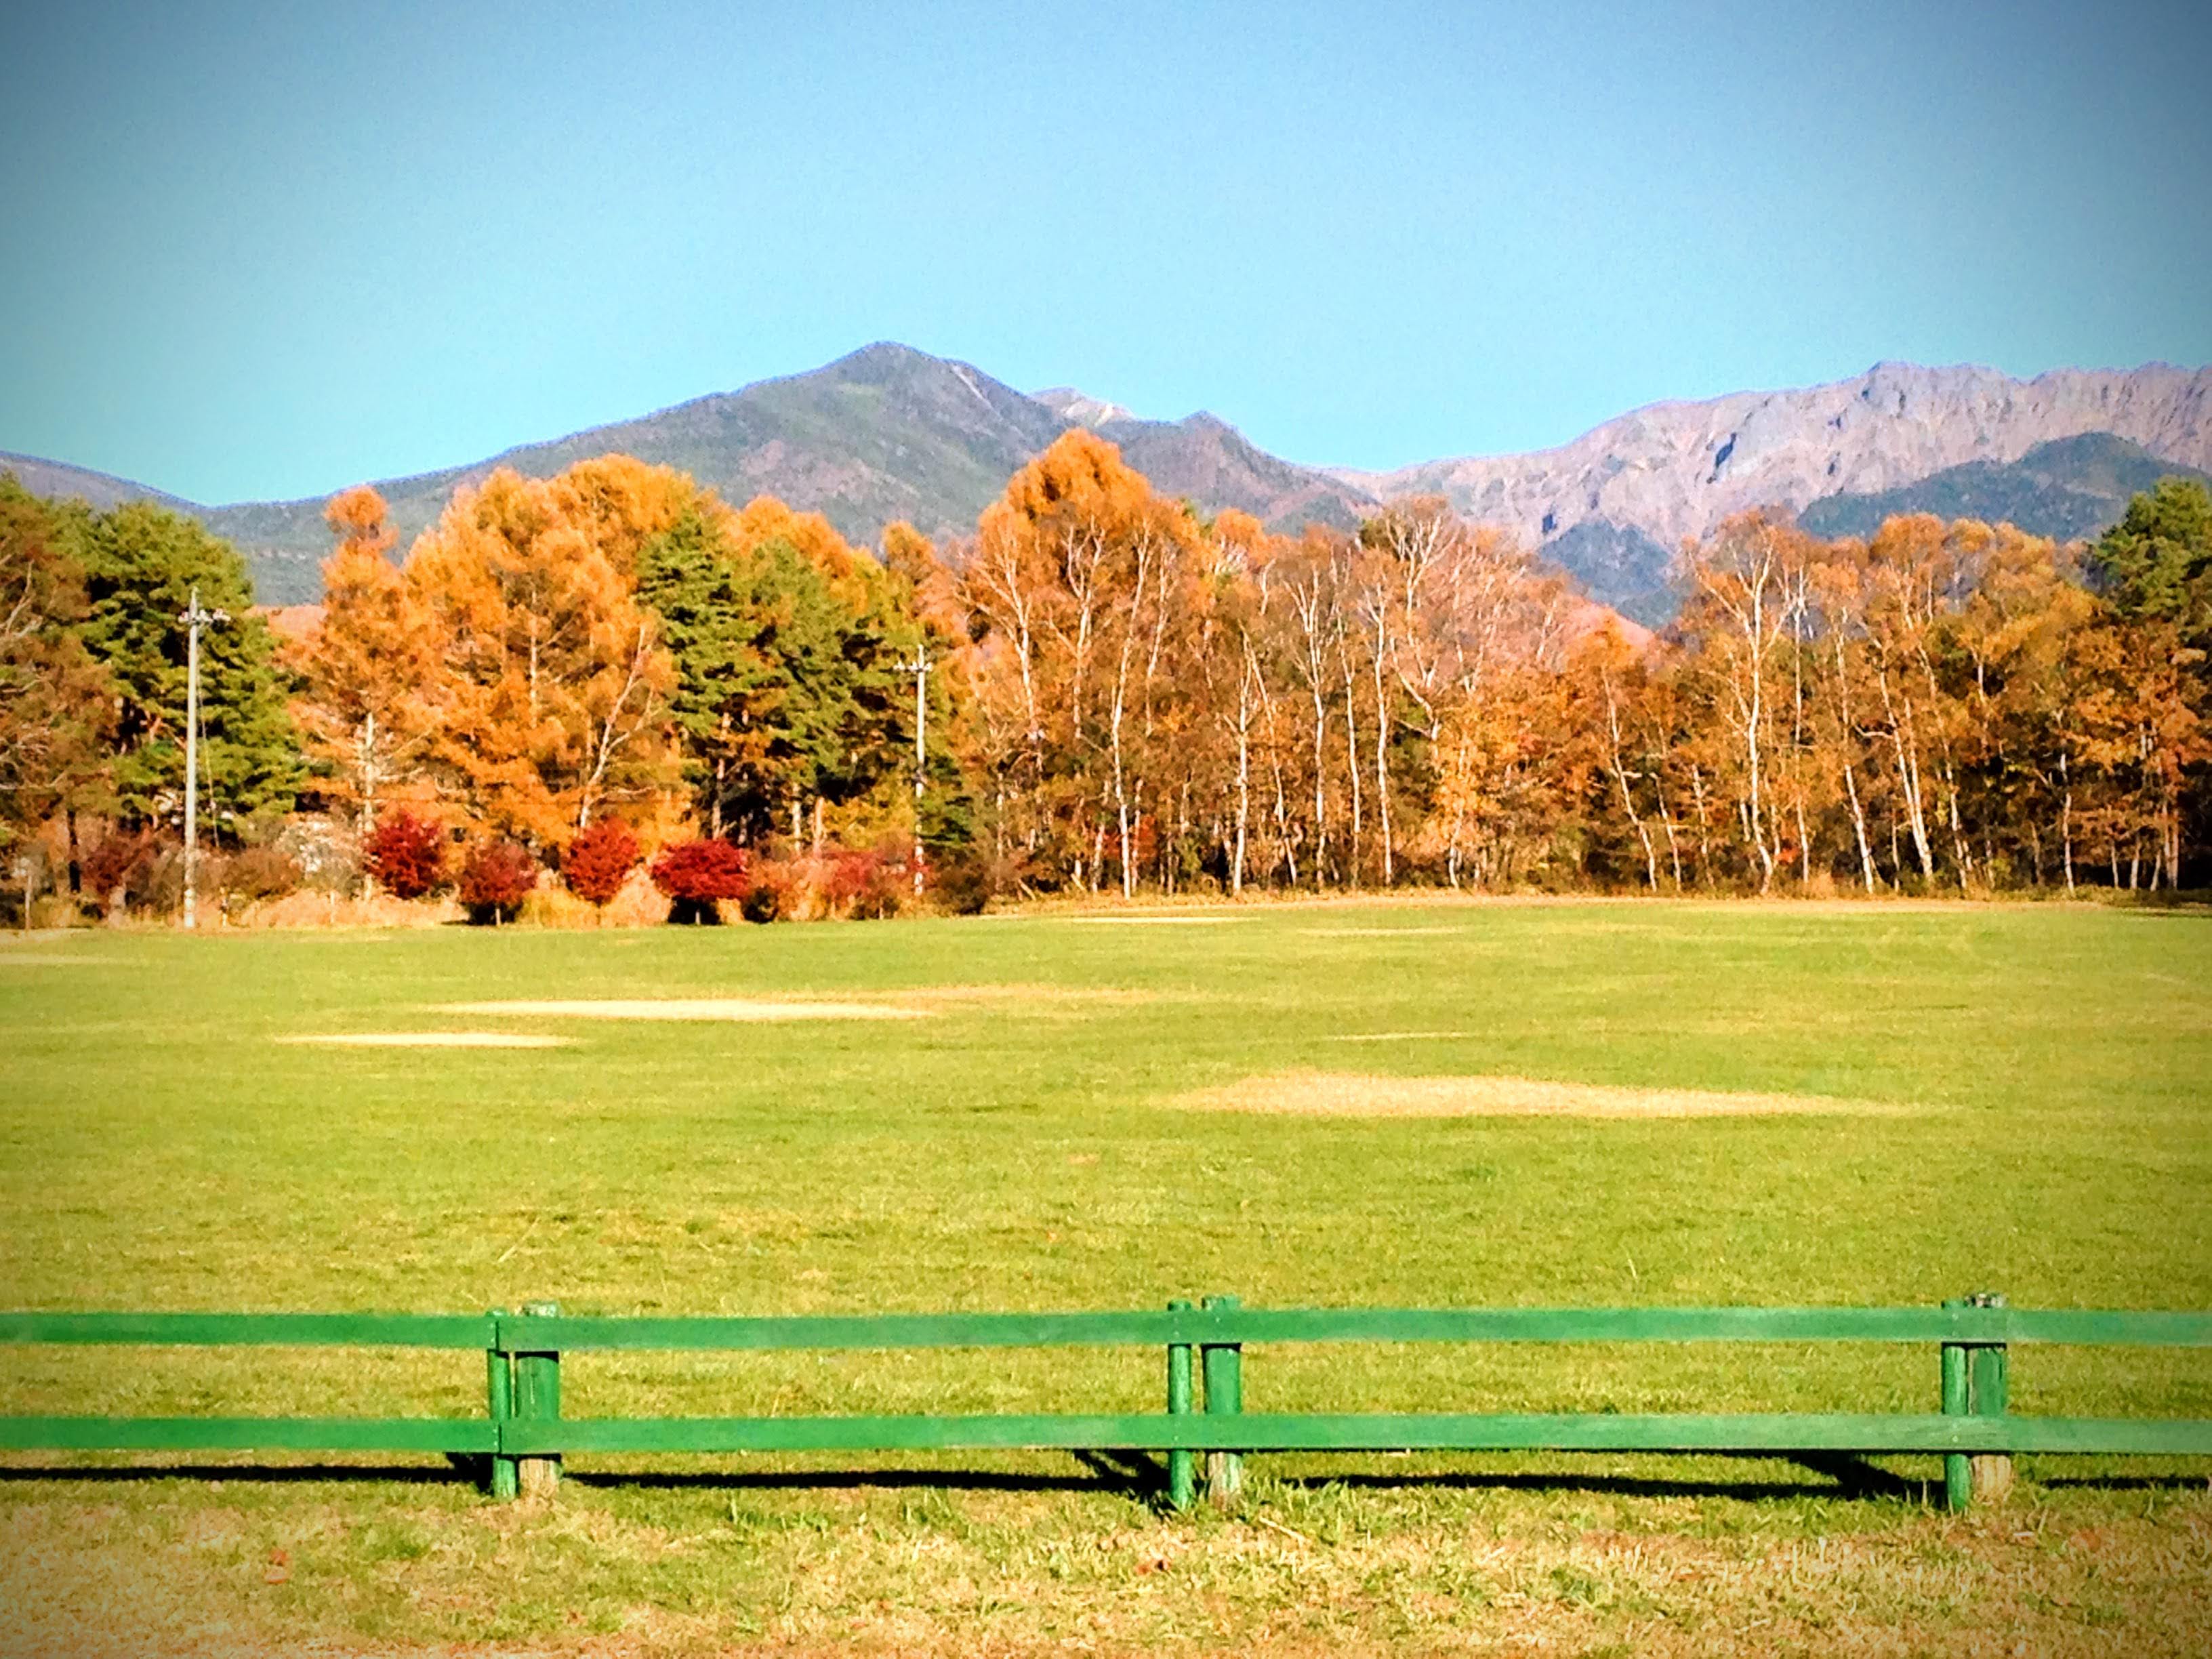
[2,430,2207,922]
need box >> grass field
[1,899,2209,1655]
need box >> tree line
[3,432,2207,918]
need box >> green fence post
[515,1300,562,1500]
[1969,1292,2012,1505]
[1200,1294,1243,1508]
[1940,1296,1970,1512]
[485,1309,518,1501]
[1166,1298,1195,1513]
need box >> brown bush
[81,831,153,912]
[220,844,302,903]
[738,858,797,923]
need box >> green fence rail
[3,1294,2207,1511]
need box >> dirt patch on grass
[436,998,931,1022]
[275,1032,575,1048]
[1063,914,1239,926]
[1302,926,1466,938]
[1176,1069,1912,1119]
[887,983,1162,1009]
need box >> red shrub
[817,848,874,907]
[649,838,749,924]
[821,846,907,920]
[738,846,909,922]
[564,819,639,909]
[363,808,447,900]
[458,840,537,924]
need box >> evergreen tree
[634,507,768,838]
[745,534,903,829]
[2090,477,2212,649]
[636,514,912,842]
[76,500,304,832]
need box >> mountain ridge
[1798,432,2212,544]
[1337,359,2211,548]
[5,348,2205,615]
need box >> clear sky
[3,1,2207,505]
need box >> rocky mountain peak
[1031,386,1137,429]
[7,349,2204,626]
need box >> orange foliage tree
[398,460,688,846]
[282,441,2208,901]
[291,487,437,836]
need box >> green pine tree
[635,507,766,838]
[638,514,918,842]
[2090,476,2212,649]
[76,500,304,834]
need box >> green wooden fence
[3,1294,2207,1512]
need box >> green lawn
[1,899,2208,1654]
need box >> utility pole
[178,587,228,930]
[896,642,932,897]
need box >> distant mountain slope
[1339,361,2212,619]
[1535,519,1679,628]
[0,451,201,516]
[5,345,1370,605]
[1797,432,2212,543]
[5,352,2207,618]
[186,344,1082,602]
[1044,398,1375,531]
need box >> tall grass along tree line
[1,438,2206,922]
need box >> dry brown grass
[239,892,461,929]
[2,1482,2205,1658]
[1175,1069,1915,1120]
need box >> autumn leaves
[300,459,701,848]
[292,455,947,909]
[8,427,2202,920]
[291,430,2209,907]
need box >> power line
[178,586,229,930]
[895,642,932,898]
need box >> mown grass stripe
[0,1313,497,1348]
[504,1412,2212,1456]
[491,1306,2212,1351]
[6,1307,2205,1352]
[0,1417,499,1453]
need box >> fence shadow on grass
[566,1449,1162,1499]
[1,1454,2203,1505]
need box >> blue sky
[3,1,2207,504]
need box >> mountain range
[5,346,2207,622]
